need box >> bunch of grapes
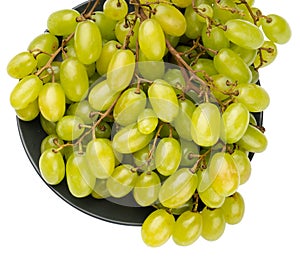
[7,0,291,247]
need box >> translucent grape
[230,43,257,66]
[133,146,156,172]
[200,186,225,209]
[184,5,204,39]
[137,108,158,135]
[254,40,277,68]
[115,16,140,49]
[15,99,39,121]
[103,0,128,21]
[138,51,165,80]
[66,100,96,124]
[92,11,117,41]
[56,115,84,141]
[40,134,64,154]
[180,139,200,168]
[231,149,251,185]
[91,178,111,199]
[221,192,245,225]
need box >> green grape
[56,115,84,141]
[199,186,225,209]
[175,45,197,65]
[102,139,124,167]
[86,138,115,178]
[153,3,187,37]
[180,139,200,168]
[262,14,291,44]
[47,9,79,36]
[74,20,102,65]
[171,0,192,8]
[106,164,138,198]
[133,145,156,171]
[88,79,120,111]
[40,134,64,154]
[194,3,214,23]
[39,148,65,185]
[91,178,111,199]
[85,63,96,78]
[67,100,96,124]
[112,123,154,154]
[212,0,242,24]
[106,49,135,92]
[169,198,194,215]
[202,25,230,56]
[103,0,128,21]
[230,43,257,66]
[138,18,165,61]
[191,102,221,147]
[7,51,37,79]
[15,99,39,121]
[213,48,252,84]
[155,138,182,176]
[113,88,147,126]
[209,74,235,101]
[141,209,175,247]
[66,152,96,198]
[10,75,42,110]
[38,82,65,123]
[28,33,59,67]
[201,207,226,241]
[237,124,267,153]
[60,57,89,102]
[222,102,250,144]
[249,66,259,84]
[148,79,179,123]
[221,192,245,225]
[254,40,277,68]
[210,152,240,197]
[184,5,205,39]
[235,83,270,112]
[95,121,112,139]
[158,168,198,209]
[137,108,158,135]
[115,16,140,49]
[163,68,186,90]
[192,58,218,80]
[49,61,61,82]
[138,51,165,80]
[40,114,57,135]
[197,167,214,193]
[92,11,117,41]
[231,149,251,185]
[225,19,264,49]
[62,44,77,60]
[172,211,203,246]
[133,171,161,206]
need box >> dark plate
[17,0,263,226]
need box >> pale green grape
[163,68,186,91]
[47,9,79,36]
[180,139,200,168]
[103,0,128,21]
[92,11,117,41]
[192,58,218,80]
[209,74,235,101]
[158,168,198,209]
[91,178,111,199]
[56,115,84,141]
[39,148,65,185]
[230,43,257,66]
[184,5,205,39]
[38,82,65,122]
[172,211,203,246]
[254,40,277,68]
[197,167,214,193]
[137,108,158,135]
[66,100,96,124]
[40,134,64,154]
[138,51,165,80]
[40,114,57,135]
[15,99,40,121]
[199,185,225,208]
[133,171,161,206]
[10,75,42,110]
[115,16,140,49]
[221,192,245,224]
[191,102,221,147]
[95,121,112,139]
[133,146,156,171]
[7,51,37,79]
[155,138,182,176]
[194,3,214,23]
[212,0,242,24]
[141,209,175,247]
[231,149,251,185]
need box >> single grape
[95,121,112,139]
[40,134,64,154]
[221,192,245,225]
[56,115,84,141]
[91,178,111,199]
[15,99,39,122]
[195,3,214,23]
[254,40,277,68]
[184,5,205,39]
[103,0,128,21]
[179,139,200,168]
[133,146,156,172]
[92,11,117,41]
[66,100,96,125]
[199,185,225,209]
[230,43,257,66]
[212,0,242,24]
[40,114,57,135]
[192,58,218,80]
[231,149,251,185]
[137,108,158,135]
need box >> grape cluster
[7,0,291,247]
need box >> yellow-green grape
[153,3,187,37]
[106,164,138,198]
[28,33,59,67]
[60,57,89,102]
[15,99,39,121]
[74,20,102,65]
[163,68,186,90]
[113,88,147,126]
[85,63,96,78]
[66,153,96,198]
[133,146,156,172]
[133,171,161,206]
[192,58,218,80]
[235,83,270,112]
[95,121,112,139]
[212,0,242,24]
[158,168,198,209]
[86,138,115,179]
[262,14,291,44]
[138,51,165,80]
[112,123,154,154]
[56,115,84,141]
[184,5,205,39]
[148,79,179,123]
[115,16,140,49]
[7,51,37,79]
[66,100,96,124]
[141,209,175,247]
[254,40,277,68]
[197,167,214,193]
[180,139,200,168]
[231,149,251,185]
[137,108,158,135]
[201,207,226,241]
[221,192,245,225]
[222,102,249,144]
[194,3,214,23]
[40,114,57,135]
[209,74,235,101]
[138,18,165,61]
[39,149,65,185]
[213,48,252,84]
[38,82,65,122]
[210,152,240,197]
[225,19,264,49]
[103,0,128,21]
[172,211,203,246]
[237,124,267,153]
[101,139,123,167]
[171,0,192,8]
[91,178,111,199]
[249,66,259,84]
[92,11,117,41]
[199,186,225,209]
[107,49,135,92]
[155,138,182,176]
[88,79,120,111]
[47,9,80,36]
[40,134,64,154]
[230,43,257,66]
[191,102,221,147]
[10,75,42,110]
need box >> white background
[1,1,299,266]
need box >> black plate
[17,0,263,226]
